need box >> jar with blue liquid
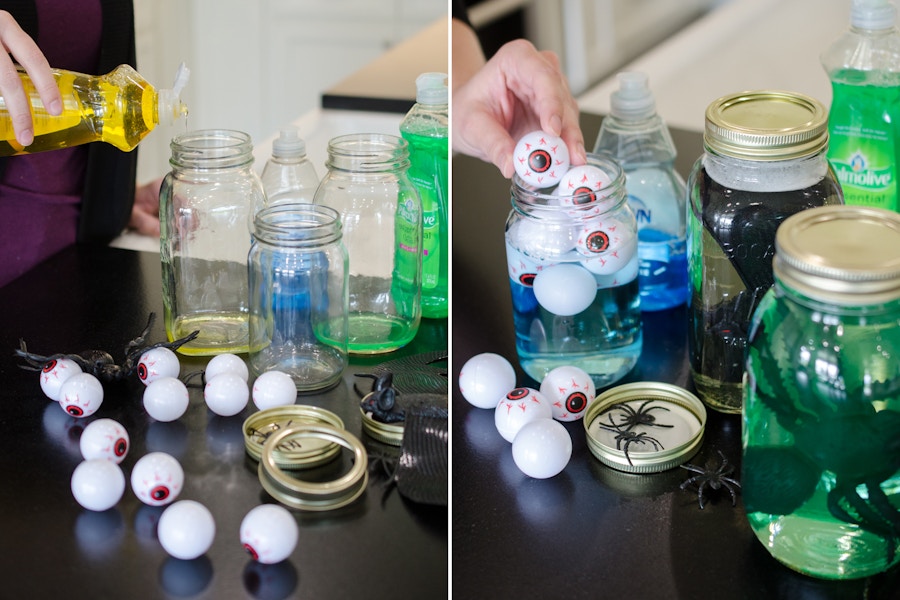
[248,204,348,391]
[593,72,688,311]
[505,154,641,387]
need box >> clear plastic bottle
[822,0,900,211]
[260,126,319,206]
[400,73,448,319]
[593,72,688,311]
[744,205,900,579]
[0,62,189,156]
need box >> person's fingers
[0,11,61,147]
[455,104,517,178]
[128,205,160,237]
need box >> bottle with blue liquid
[593,72,688,311]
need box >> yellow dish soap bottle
[0,62,189,156]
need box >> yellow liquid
[0,64,169,155]
[169,312,250,356]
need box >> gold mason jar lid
[243,405,345,469]
[774,205,900,305]
[704,90,828,160]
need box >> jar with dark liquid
[686,91,843,413]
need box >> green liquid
[401,130,448,319]
[339,313,419,354]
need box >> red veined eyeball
[513,130,570,187]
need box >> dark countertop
[0,246,447,599]
[450,112,900,599]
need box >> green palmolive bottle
[400,73,448,319]
[822,0,900,211]
[744,205,900,579]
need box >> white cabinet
[133,0,444,183]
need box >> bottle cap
[158,62,190,125]
[415,72,448,105]
[271,126,308,159]
[703,90,828,161]
[851,0,896,30]
[609,72,656,120]
[774,205,900,305]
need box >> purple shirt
[0,0,103,288]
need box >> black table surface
[451,113,900,599]
[0,247,447,599]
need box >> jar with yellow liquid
[0,63,188,155]
[160,129,265,355]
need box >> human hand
[0,11,62,147]
[129,177,163,237]
[452,38,585,179]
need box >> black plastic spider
[679,449,742,509]
[358,372,402,423]
[598,399,674,431]
[14,312,199,382]
[597,422,664,466]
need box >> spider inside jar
[679,449,741,509]
[14,312,199,382]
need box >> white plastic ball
[143,376,190,422]
[59,373,104,418]
[40,358,83,401]
[508,214,577,259]
[240,504,299,564]
[458,353,517,409]
[593,252,640,288]
[494,387,553,443]
[532,264,597,316]
[512,419,572,479]
[513,130,570,187]
[556,165,611,204]
[137,347,181,385]
[158,500,216,560]
[80,418,130,463]
[204,373,250,417]
[71,459,125,511]
[539,365,596,421]
[251,371,297,410]
[205,353,249,382]
[131,452,184,506]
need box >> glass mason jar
[743,205,900,579]
[505,154,641,388]
[313,133,422,354]
[687,91,843,413]
[160,129,265,355]
[248,204,348,391]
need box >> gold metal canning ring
[258,423,368,511]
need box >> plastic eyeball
[505,239,542,287]
[80,418,130,463]
[514,130,570,187]
[143,376,190,422]
[593,252,640,288]
[158,500,216,560]
[131,452,184,506]
[205,373,250,417]
[252,371,297,411]
[512,419,572,479]
[205,353,249,382]
[539,366,596,421]
[71,459,126,511]
[40,358,83,401]
[59,373,104,418]
[508,214,577,259]
[532,264,597,316]
[494,387,553,443]
[458,353,517,409]
[137,347,181,385]
[240,504,298,564]
[556,165,611,205]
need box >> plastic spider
[597,422,664,466]
[598,398,674,431]
[14,312,199,382]
[679,449,741,509]
[358,372,402,423]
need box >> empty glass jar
[248,204,348,391]
[160,129,265,355]
[313,133,422,354]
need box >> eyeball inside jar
[591,252,640,287]
[532,263,597,316]
[508,214,578,260]
[555,165,612,206]
[513,130,570,188]
[576,216,637,265]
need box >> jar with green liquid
[743,204,900,579]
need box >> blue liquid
[637,228,688,311]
